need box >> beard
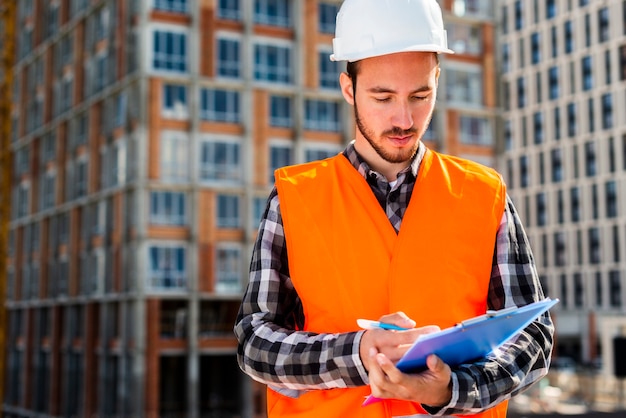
[354,101,424,164]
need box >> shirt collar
[343,141,426,185]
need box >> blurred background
[0,0,625,417]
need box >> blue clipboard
[363,298,559,406]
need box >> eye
[411,95,430,101]
[374,96,391,103]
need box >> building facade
[498,0,626,374]
[3,0,497,417]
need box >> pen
[356,319,410,331]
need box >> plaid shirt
[234,142,554,415]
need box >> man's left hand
[368,349,453,407]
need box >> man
[234,0,554,417]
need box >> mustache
[383,127,418,137]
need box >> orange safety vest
[271,150,508,418]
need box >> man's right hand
[358,312,440,372]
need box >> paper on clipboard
[363,298,559,406]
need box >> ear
[339,72,355,105]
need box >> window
[585,141,596,177]
[150,191,186,225]
[548,66,559,100]
[560,274,568,308]
[452,0,491,17]
[269,143,293,183]
[570,187,580,222]
[585,14,591,47]
[304,143,340,162]
[609,271,622,307]
[446,66,483,106]
[504,120,512,151]
[574,273,584,307]
[606,180,618,218]
[501,5,509,34]
[536,192,546,226]
[609,137,616,173]
[148,245,186,290]
[588,227,601,264]
[40,171,56,210]
[162,84,188,119]
[554,232,566,266]
[531,32,541,64]
[551,148,562,182]
[582,56,593,91]
[254,0,291,27]
[200,138,241,182]
[74,158,88,198]
[557,190,564,224]
[319,50,340,89]
[553,107,561,140]
[152,29,187,72]
[598,7,610,43]
[218,0,240,20]
[217,37,241,78]
[533,111,543,144]
[459,116,492,146]
[318,3,338,34]
[567,102,576,137]
[215,245,242,293]
[160,131,189,183]
[602,93,613,130]
[564,20,573,54]
[254,43,292,83]
[304,99,341,132]
[448,23,482,55]
[514,0,523,30]
[592,183,599,220]
[252,196,267,228]
[588,97,595,133]
[270,95,293,127]
[517,77,526,108]
[519,155,528,188]
[501,44,510,73]
[551,26,557,58]
[546,0,556,19]
[154,0,187,13]
[217,195,241,228]
[200,88,240,123]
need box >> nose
[391,101,414,131]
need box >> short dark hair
[345,52,440,94]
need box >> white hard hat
[330,0,454,62]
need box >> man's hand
[358,311,452,407]
[368,350,453,407]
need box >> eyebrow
[366,85,433,94]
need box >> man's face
[340,52,440,176]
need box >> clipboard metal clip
[459,306,519,328]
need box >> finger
[427,354,444,372]
[378,312,416,329]
[375,351,412,389]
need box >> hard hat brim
[330,44,455,62]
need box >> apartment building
[3,0,497,417]
[498,0,626,374]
